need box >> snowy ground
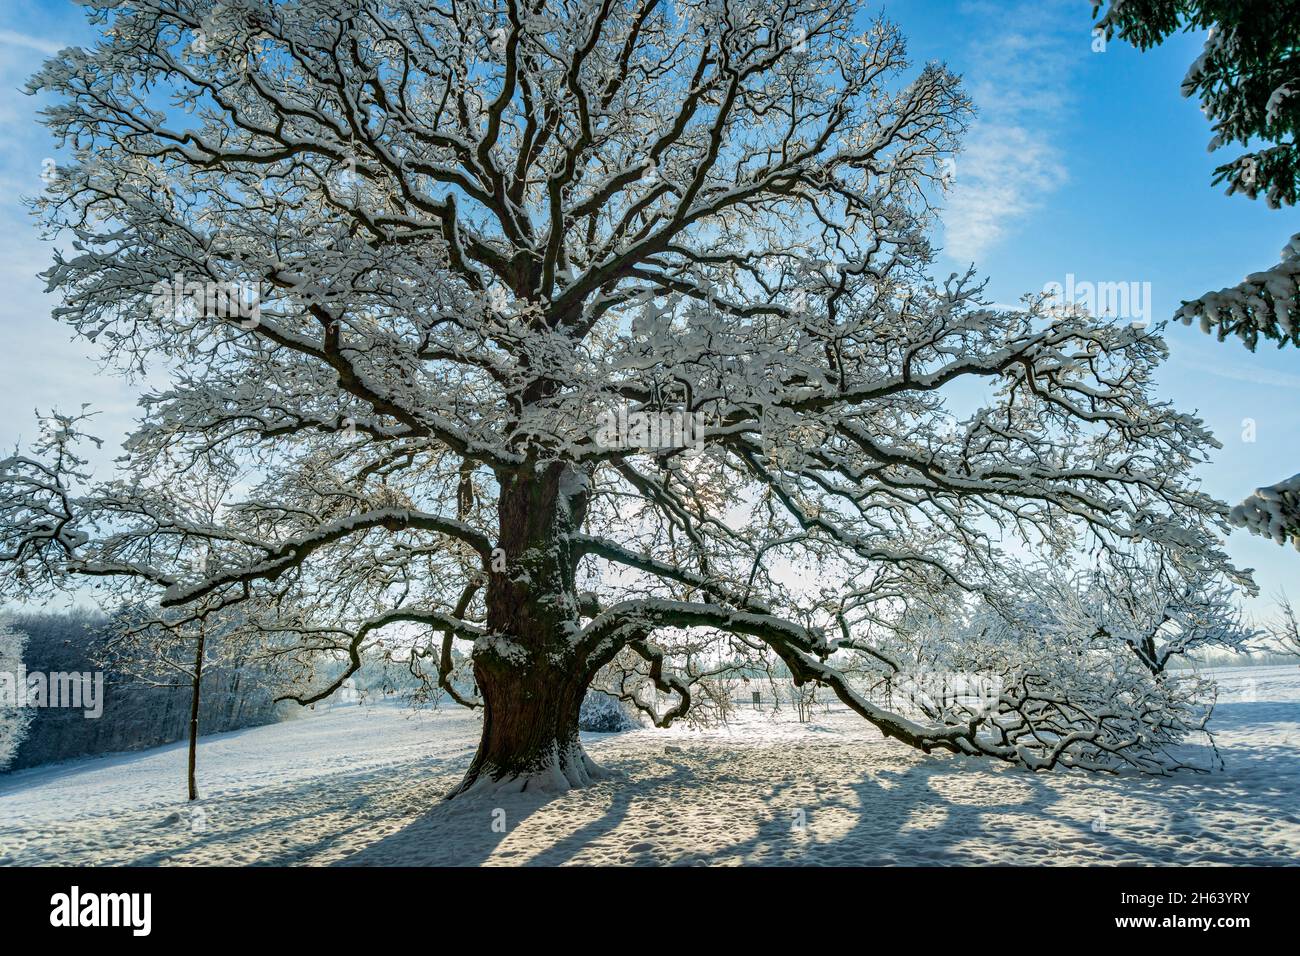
[1,666,1297,866]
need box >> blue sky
[0,0,1297,618]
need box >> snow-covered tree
[876,591,1222,773]
[1003,552,1256,675]
[1093,0,1300,211]
[1092,2,1300,549]
[1174,233,1300,353]
[1177,233,1300,550]
[1230,471,1300,552]
[0,620,34,771]
[1270,591,1300,661]
[1,0,1241,794]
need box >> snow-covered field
[1,666,1297,866]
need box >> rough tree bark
[449,462,611,796]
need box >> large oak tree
[2,0,1240,794]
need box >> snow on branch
[0,0,1251,779]
[1175,233,1300,351]
[1230,472,1300,551]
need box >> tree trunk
[447,461,613,798]
[187,627,206,802]
[448,664,610,797]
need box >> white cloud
[1171,346,1300,391]
[943,125,1067,261]
[0,28,63,57]
[940,0,1080,262]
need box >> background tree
[0,0,1243,795]
[1270,591,1300,661]
[878,587,1224,771]
[1005,550,1256,675]
[1092,0,1300,548]
[0,607,281,774]
[0,620,34,770]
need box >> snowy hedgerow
[578,691,638,734]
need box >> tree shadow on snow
[334,749,741,866]
[338,702,1298,866]
[362,728,1295,865]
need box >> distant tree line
[2,609,282,772]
